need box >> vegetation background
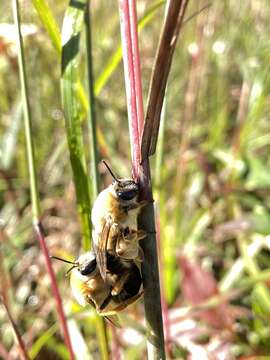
[1,0,270,359]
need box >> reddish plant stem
[2,300,30,360]
[118,0,141,179]
[118,1,165,358]
[34,222,75,360]
[129,0,144,137]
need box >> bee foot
[137,229,147,240]
[137,246,144,262]
[139,200,148,208]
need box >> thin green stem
[85,2,99,198]
[95,316,109,360]
[12,0,40,222]
[85,3,109,359]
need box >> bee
[51,252,142,319]
[91,161,147,279]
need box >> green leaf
[31,0,61,54]
[29,324,57,359]
[61,0,92,250]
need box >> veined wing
[93,217,112,280]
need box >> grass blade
[31,0,61,53]
[61,1,109,358]
[12,0,40,221]
[29,324,57,359]
[61,0,92,250]
[85,3,99,198]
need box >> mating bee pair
[53,161,146,318]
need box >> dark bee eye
[117,190,137,200]
[80,259,96,275]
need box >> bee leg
[137,246,144,262]
[125,200,148,212]
[122,228,146,240]
[116,230,138,259]
[138,200,148,209]
[106,222,120,255]
[137,229,147,240]
[116,229,146,258]
[111,271,130,296]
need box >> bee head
[113,179,139,201]
[50,252,97,277]
[102,160,139,201]
[77,252,97,276]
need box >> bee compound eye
[80,259,97,276]
[117,190,137,201]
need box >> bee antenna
[50,255,76,265]
[102,160,120,183]
[66,265,77,276]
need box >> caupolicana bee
[91,161,146,279]
[51,252,142,318]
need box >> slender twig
[34,223,75,359]
[12,1,75,358]
[85,3,109,359]
[12,0,40,221]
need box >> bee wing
[113,291,143,312]
[94,218,112,280]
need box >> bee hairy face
[113,179,139,201]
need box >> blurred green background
[1,0,270,359]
